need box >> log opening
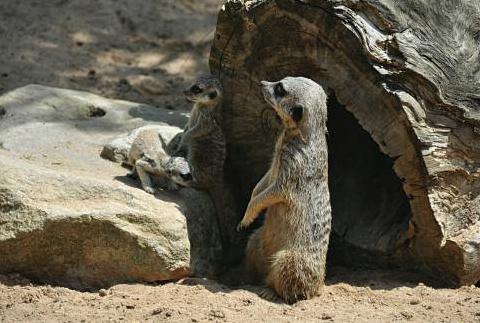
[327,93,411,263]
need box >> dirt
[0,0,479,322]
[0,0,221,111]
[1,268,479,323]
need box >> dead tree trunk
[210,0,480,285]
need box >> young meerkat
[177,74,241,264]
[127,128,193,194]
[172,75,224,158]
[238,77,332,304]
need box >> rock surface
[0,85,221,289]
[210,0,480,285]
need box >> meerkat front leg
[251,170,272,199]
[184,122,212,139]
[166,180,180,191]
[237,183,285,230]
[176,123,207,153]
[135,159,155,194]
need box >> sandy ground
[0,0,480,322]
[0,0,221,110]
[1,269,479,323]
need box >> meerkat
[237,77,332,304]
[176,74,243,265]
[127,128,193,194]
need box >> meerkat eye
[190,85,202,94]
[208,91,217,99]
[289,105,304,123]
[180,173,193,181]
[274,82,287,98]
[144,157,156,167]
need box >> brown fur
[239,77,332,304]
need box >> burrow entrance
[326,94,412,265]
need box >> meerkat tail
[208,183,231,256]
[238,187,284,230]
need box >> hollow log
[210,0,480,285]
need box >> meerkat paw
[167,181,180,191]
[143,186,156,194]
[126,170,138,179]
[237,212,257,231]
[258,288,282,303]
[236,220,248,232]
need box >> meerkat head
[164,157,193,187]
[184,74,223,107]
[261,77,327,137]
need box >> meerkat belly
[261,204,293,257]
[188,130,226,186]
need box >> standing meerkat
[238,77,331,304]
[127,128,193,194]
[177,74,241,265]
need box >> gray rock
[0,85,221,289]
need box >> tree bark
[210,0,480,285]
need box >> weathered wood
[210,0,480,285]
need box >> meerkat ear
[274,82,287,98]
[289,105,304,123]
[190,84,202,94]
[208,91,218,99]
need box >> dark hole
[326,94,411,266]
[75,41,84,47]
[87,105,106,118]
[0,107,5,118]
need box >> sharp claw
[259,288,281,302]
[236,223,243,232]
